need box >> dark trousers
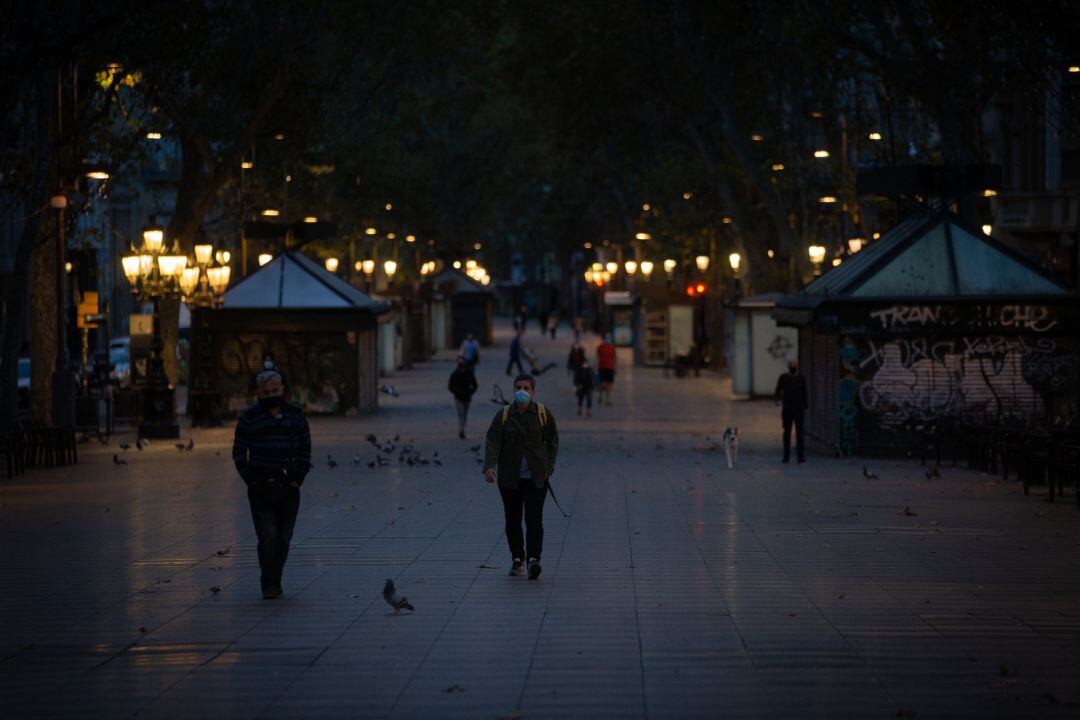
[248,482,300,588]
[576,388,592,409]
[499,480,548,560]
[782,409,806,461]
[506,355,524,375]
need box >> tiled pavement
[2,320,1079,719]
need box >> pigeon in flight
[327,454,338,469]
[382,578,414,613]
[862,466,879,480]
[113,454,127,466]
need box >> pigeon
[382,578,414,613]
[379,384,399,398]
[469,445,481,453]
[433,459,442,467]
[352,453,362,465]
[186,438,194,451]
[327,454,337,469]
[365,433,377,444]
[402,444,414,454]
[367,461,375,468]
[175,443,186,451]
[135,437,144,451]
[376,456,390,466]
[393,434,400,442]
[118,443,131,451]
[925,466,941,481]
[862,466,879,480]
[491,384,506,404]
[113,454,127,466]
[384,442,396,453]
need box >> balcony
[994,192,1079,233]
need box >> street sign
[77,292,99,329]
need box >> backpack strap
[501,402,546,428]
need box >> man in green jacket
[484,373,560,580]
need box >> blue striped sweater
[232,402,312,486]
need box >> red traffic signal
[687,282,707,297]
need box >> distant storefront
[775,212,1080,457]
[430,269,495,347]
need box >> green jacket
[484,401,559,490]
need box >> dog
[721,427,739,468]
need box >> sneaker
[509,559,525,577]
[262,584,283,599]
[527,558,542,580]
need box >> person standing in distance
[459,333,480,371]
[595,334,617,406]
[448,355,479,439]
[232,370,311,599]
[775,358,808,463]
[484,373,559,580]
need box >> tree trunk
[30,215,57,425]
[0,69,55,428]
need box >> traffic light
[686,282,707,297]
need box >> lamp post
[728,252,742,300]
[120,227,186,439]
[808,245,826,276]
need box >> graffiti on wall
[836,333,1078,454]
[217,334,356,413]
[866,304,1058,333]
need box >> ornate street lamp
[640,260,654,278]
[695,255,710,271]
[120,227,185,439]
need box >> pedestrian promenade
[1,319,1078,719]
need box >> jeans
[499,480,548,560]
[782,409,805,462]
[248,482,300,588]
[454,398,470,432]
[576,388,592,409]
[505,356,524,375]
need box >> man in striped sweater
[232,370,312,599]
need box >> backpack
[501,402,547,428]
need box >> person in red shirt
[596,334,617,406]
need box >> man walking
[775,358,808,463]
[506,329,525,376]
[232,370,311,598]
[448,355,479,439]
[484,373,560,580]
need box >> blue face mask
[513,389,531,405]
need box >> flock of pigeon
[324,433,444,471]
[111,435,194,465]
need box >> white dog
[722,427,739,468]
